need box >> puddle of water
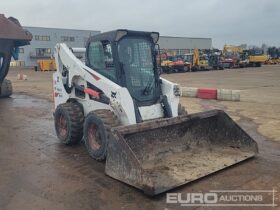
[10,94,50,109]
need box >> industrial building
[14,26,100,67]
[158,36,212,55]
[14,27,212,67]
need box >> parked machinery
[182,49,223,71]
[160,52,189,73]
[198,53,209,70]
[181,48,201,71]
[182,53,194,70]
[0,14,32,97]
[53,29,258,195]
[239,51,250,68]
[246,48,268,67]
[265,47,280,65]
[37,59,57,71]
[208,51,224,70]
[221,45,244,68]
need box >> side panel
[138,103,164,120]
[160,78,180,117]
[249,55,268,63]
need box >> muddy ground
[1,66,280,210]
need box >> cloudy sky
[2,0,279,48]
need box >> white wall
[158,36,212,51]
[17,27,100,67]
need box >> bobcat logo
[111,91,117,98]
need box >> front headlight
[173,85,181,96]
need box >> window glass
[250,49,263,55]
[118,37,157,102]
[88,41,116,81]
[36,48,51,56]
[0,55,3,70]
[34,35,50,41]
[61,36,75,42]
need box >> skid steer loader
[53,30,258,195]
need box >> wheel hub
[88,124,101,150]
[58,114,67,137]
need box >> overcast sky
[2,0,279,48]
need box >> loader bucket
[105,109,258,196]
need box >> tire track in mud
[2,96,125,200]
[2,111,135,209]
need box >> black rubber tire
[166,67,172,74]
[183,65,189,72]
[178,103,188,115]
[54,103,84,145]
[0,79,13,98]
[84,110,119,161]
[191,66,198,72]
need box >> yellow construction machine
[183,48,210,71]
[246,48,268,67]
[181,48,201,71]
[37,59,56,71]
[221,45,245,68]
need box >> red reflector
[197,88,217,99]
[91,73,100,81]
[84,88,100,99]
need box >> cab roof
[87,29,159,44]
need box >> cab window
[88,40,116,81]
[0,54,4,71]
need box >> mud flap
[105,110,258,196]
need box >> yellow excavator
[181,48,201,71]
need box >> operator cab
[86,30,161,106]
[248,48,264,56]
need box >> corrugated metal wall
[158,36,212,53]
[15,28,212,67]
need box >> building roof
[160,35,211,40]
[23,26,100,33]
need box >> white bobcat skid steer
[53,30,258,195]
